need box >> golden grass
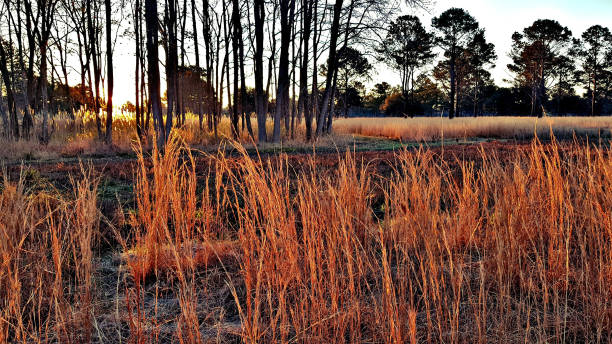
[2,133,612,342]
[0,111,350,161]
[334,116,612,141]
[0,165,99,343]
[5,111,610,162]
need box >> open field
[2,132,612,343]
[2,113,611,162]
[334,116,612,141]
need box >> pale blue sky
[375,0,612,89]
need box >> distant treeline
[0,1,610,145]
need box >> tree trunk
[165,0,179,139]
[202,0,214,131]
[311,0,319,134]
[273,0,295,143]
[105,0,113,145]
[145,0,164,147]
[300,0,313,141]
[237,4,253,138]
[316,0,343,136]
[265,2,278,117]
[231,0,240,139]
[191,0,203,130]
[592,75,596,116]
[449,53,456,119]
[254,0,267,143]
[134,0,142,138]
[87,0,103,138]
[0,42,19,139]
[40,44,50,143]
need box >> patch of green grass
[98,177,134,202]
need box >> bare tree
[0,39,19,139]
[316,0,343,137]
[104,0,113,144]
[145,0,164,146]
[253,0,267,142]
[134,0,143,138]
[299,0,313,140]
[35,0,60,143]
[272,0,295,143]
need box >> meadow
[3,113,612,161]
[1,115,612,343]
[333,116,612,142]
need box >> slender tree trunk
[39,0,58,145]
[311,0,320,133]
[592,75,596,116]
[140,12,148,137]
[254,0,267,143]
[300,0,313,141]
[449,53,456,119]
[87,0,103,138]
[40,44,50,143]
[316,0,343,136]
[134,0,142,138]
[231,0,240,139]
[105,0,113,144]
[145,0,164,146]
[191,0,203,130]
[237,6,253,138]
[325,69,338,133]
[0,43,19,139]
[273,0,295,143]
[290,30,297,139]
[202,0,214,131]
[265,2,278,116]
[165,0,179,138]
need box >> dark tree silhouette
[145,0,164,146]
[574,25,612,115]
[432,8,479,119]
[379,15,434,116]
[508,19,572,117]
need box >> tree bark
[0,42,19,139]
[134,0,143,138]
[300,0,313,141]
[164,0,179,138]
[316,0,342,136]
[254,0,267,143]
[105,0,113,144]
[449,54,456,119]
[273,0,295,143]
[145,0,164,146]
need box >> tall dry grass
[0,111,312,161]
[120,135,612,342]
[334,116,612,141]
[3,133,612,342]
[213,138,612,342]
[0,165,99,343]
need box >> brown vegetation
[334,116,612,141]
[1,135,612,343]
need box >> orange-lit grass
[334,116,612,141]
[0,165,99,343]
[220,137,612,342]
[0,110,321,161]
[3,131,612,342]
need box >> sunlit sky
[108,0,612,105]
